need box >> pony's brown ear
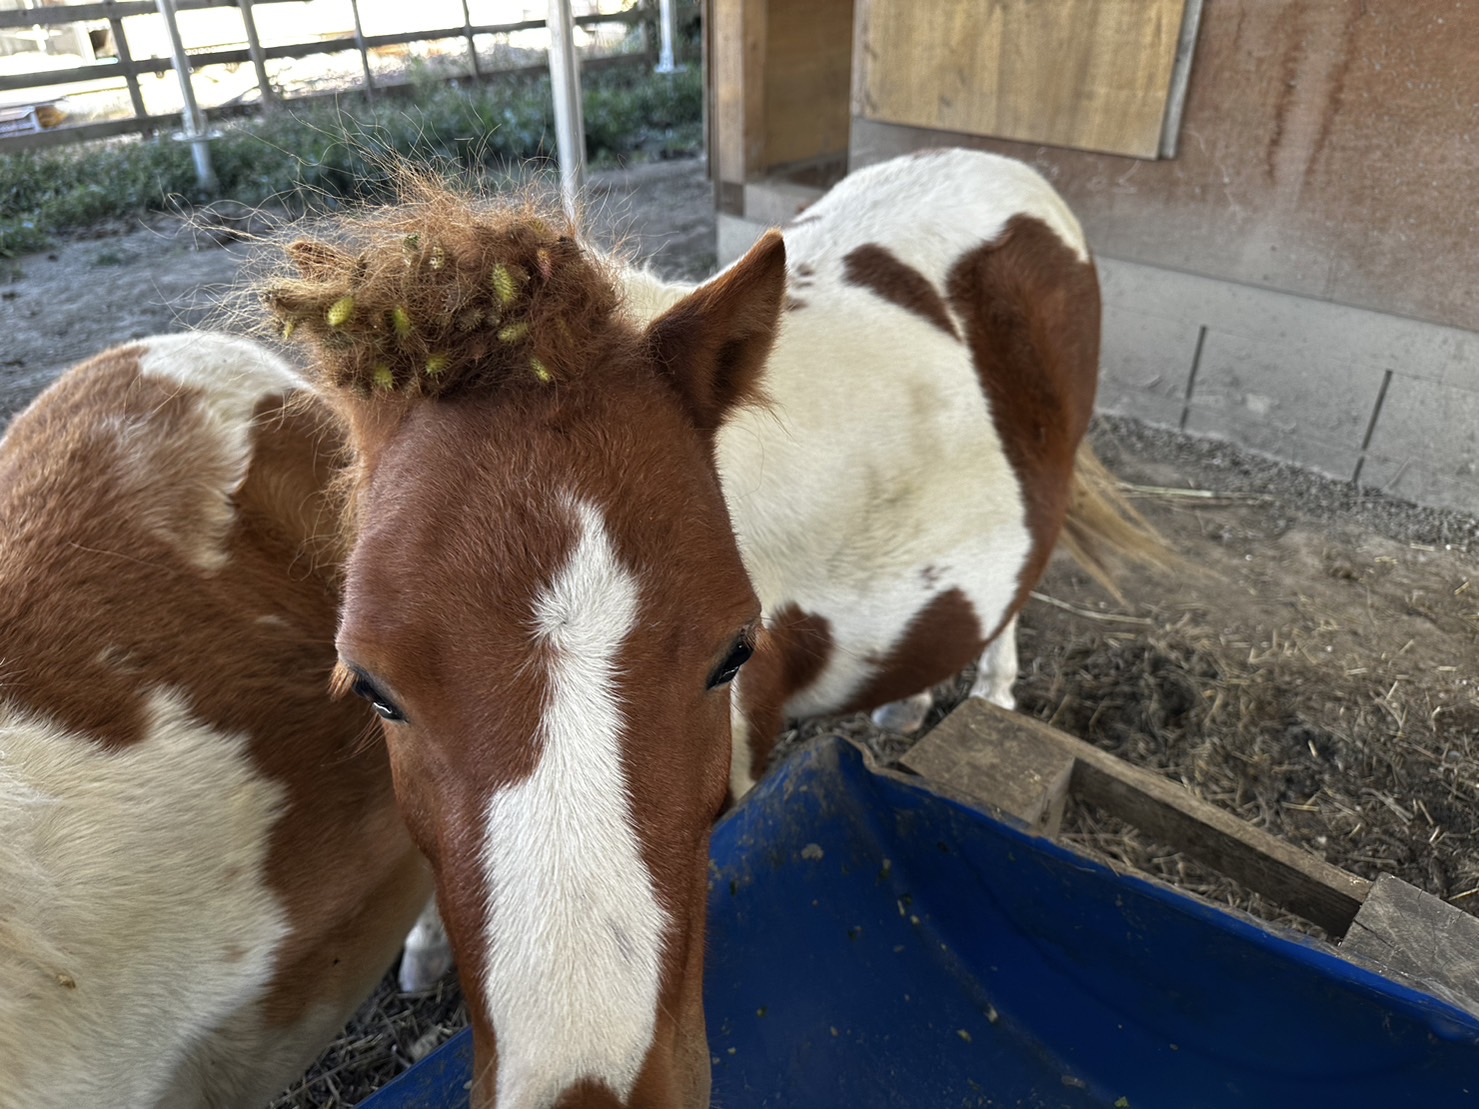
[644,230,786,432]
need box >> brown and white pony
[627,148,1130,796]
[261,148,1137,1108]
[0,334,431,1107]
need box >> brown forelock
[264,181,620,405]
[844,588,984,713]
[734,604,834,778]
[0,347,427,1029]
[945,214,1102,625]
[336,345,757,1104]
[842,243,961,340]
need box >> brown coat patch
[843,243,961,340]
[946,215,1101,627]
[0,345,428,1045]
[845,588,983,713]
[735,603,834,776]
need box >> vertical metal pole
[154,0,216,192]
[1158,0,1203,159]
[104,1,149,128]
[546,0,585,220]
[236,0,276,114]
[460,0,482,80]
[349,0,375,97]
[656,0,678,73]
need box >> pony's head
[266,180,785,1109]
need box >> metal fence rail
[0,1,649,152]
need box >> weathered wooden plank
[1341,874,1479,1019]
[0,53,648,153]
[0,59,153,94]
[902,707,1073,835]
[852,0,1187,159]
[712,0,767,188]
[0,0,298,30]
[852,1,1479,335]
[0,112,178,150]
[1070,754,1368,936]
[107,8,150,124]
[910,700,1370,935]
[761,0,851,169]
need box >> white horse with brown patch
[625,148,1137,797]
[265,148,1149,1106]
[0,334,431,1107]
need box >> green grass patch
[0,64,702,257]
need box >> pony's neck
[615,263,695,325]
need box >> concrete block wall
[1098,259,1479,516]
[720,211,1479,517]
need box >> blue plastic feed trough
[360,736,1479,1108]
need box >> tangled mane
[262,176,622,402]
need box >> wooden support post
[460,0,482,80]
[104,1,149,127]
[905,700,1371,937]
[236,0,276,114]
[712,0,766,213]
[348,0,375,97]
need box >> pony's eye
[352,675,405,722]
[707,636,754,690]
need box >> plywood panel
[762,0,853,169]
[853,0,1188,159]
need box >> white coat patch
[479,498,667,1109]
[131,332,304,571]
[0,689,290,1108]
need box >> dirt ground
[3,156,1476,1106]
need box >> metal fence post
[546,0,585,220]
[154,0,216,192]
[656,0,678,72]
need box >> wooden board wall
[850,0,1479,334]
[853,0,1188,159]
[713,0,853,196]
[763,0,853,169]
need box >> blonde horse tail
[1058,441,1175,601]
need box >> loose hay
[267,970,466,1108]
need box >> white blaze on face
[480,498,668,1109]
